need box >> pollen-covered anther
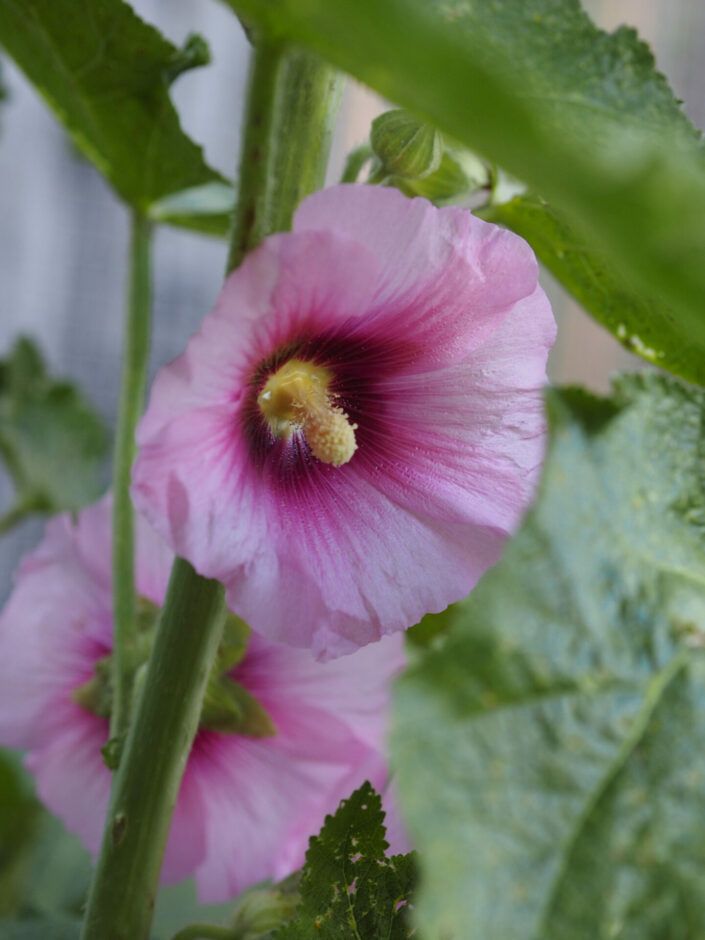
[257,359,358,467]
[304,403,358,467]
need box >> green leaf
[480,194,696,379]
[392,374,705,939]
[0,917,81,939]
[0,750,40,917]
[148,182,235,237]
[0,337,108,525]
[0,751,93,922]
[0,0,225,210]
[224,0,705,384]
[12,810,92,920]
[273,781,416,939]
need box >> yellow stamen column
[258,359,357,467]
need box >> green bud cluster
[361,108,490,206]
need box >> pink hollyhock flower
[132,184,555,661]
[0,496,405,902]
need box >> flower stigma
[257,358,358,467]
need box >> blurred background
[0,0,703,599]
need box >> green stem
[80,39,342,940]
[227,38,344,272]
[340,142,373,183]
[110,211,153,745]
[367,163,389,185]
[81,560,226,940]
[170,924,237,940]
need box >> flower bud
[370,109,442,179]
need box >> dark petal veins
[241,325,418,492]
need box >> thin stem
[110,211,153,745]
[227,38,343,272]
[80,39,343,940]
[170,924,237,940]
[340,142,373,183]
[367,164,389,185]
[81,561,226,940]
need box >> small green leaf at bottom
[273,782,416,939]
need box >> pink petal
[160,761,208,885]
[135,229,380,442]
[239,632,405,751]
[294,184,541,370]
[26,706,111,854]
[366,284,556,535]
[133,186,554,658]
[0,518,110,750]
[223,465,499,660]
[186,716,386,902]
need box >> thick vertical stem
[81,561,226,940]
[80,39,343,940]
[110,210,153,745]
[228,39,343,271]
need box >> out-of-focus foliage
[0,0,225,217]
[393,375,705,939]
[0,750,38,917]
[0,917,81,939]
[0,338,108,528]
[224,0,705,386]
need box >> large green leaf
[225,0,705,383]
[392,375,705,939]
[0,0,224,210]
[0,338,108,526]
[273,782,416,939]
[480,195,696,380]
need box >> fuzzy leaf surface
[225,0,705,384]
[0,0,224,209]
[393,375,705,939]
[274,781,416,939]
[0,338,108,519]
